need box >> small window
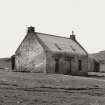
[55,43,62,50]
[78,60,82,71]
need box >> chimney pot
[70,30,76,41]
[27,26,35,33]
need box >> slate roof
[90,51,105,63]
[36,32,87,55]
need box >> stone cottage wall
[88,57,95,72]
[100,64,105,72]
[15,33,46,73]
[46,53,88,75]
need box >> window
[78,60,82,71]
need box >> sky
[0,0,105,57]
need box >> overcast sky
[0,0,105,57]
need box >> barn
[89,51,105,73]
[11,26,88,75]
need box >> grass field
[0,70,105,105]
[0,58,105,104]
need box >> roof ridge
[75,40,88,56]
[36,32,70,39]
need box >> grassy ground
[0,71,105,104]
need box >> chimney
[70,30,76,41]
[27,26,35,33]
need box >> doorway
[65,57,72,74]
[78,60,82,71]
[55,59,59,73]
[11,55,15,70]
[94,61,100,72]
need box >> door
[65,57,72,74]
[65,60,71,74]
[11,55,15,70]
[78,60,82,71]
[55,59,59,73]
[94,61,100,72]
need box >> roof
[88,54,99,62]
[36,32,87,55]
[90,51,105,63]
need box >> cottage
[11,26,88,75]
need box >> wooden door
[55,59,59,73]
[11,55,15,70]
[94,61,100,72]
[65,58,72,74]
